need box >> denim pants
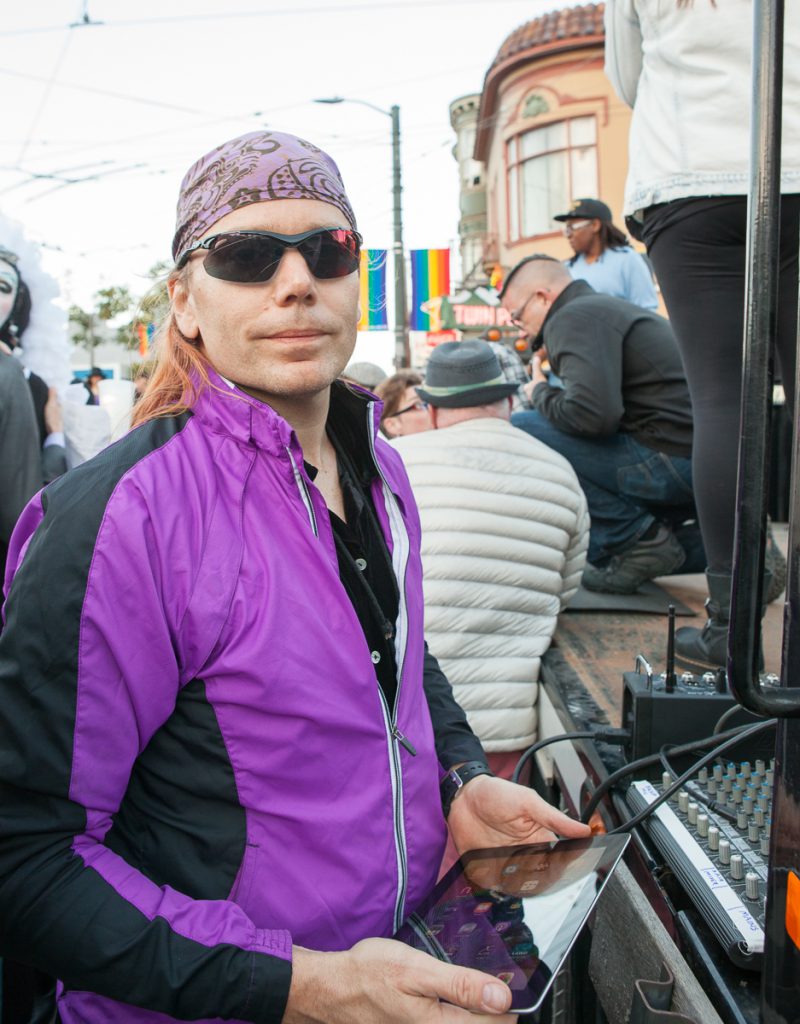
[511,411,697,566]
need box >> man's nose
[270,248,316,303]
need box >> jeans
[511,411,697,566]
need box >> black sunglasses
[176,227,362,283]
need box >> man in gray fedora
[393,340,589,779]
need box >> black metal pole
[728,0,800,719]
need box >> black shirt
[308,384,486,770]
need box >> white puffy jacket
[393,418,589,752]
[605,0,800,215]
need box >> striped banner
[357,249,388,331]
[410,249,451,331]
[137,322,155,357]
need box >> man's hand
[447,774,590,857]
[44,387,63,436]
[284,938,517,1023]
[530,356,548,387]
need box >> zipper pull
[392,726,417,756]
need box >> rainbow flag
[410,249,451,331]
[357,249,388,331]
[137,322,155,357]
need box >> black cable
[511,728,630,784]
[580,719,772,824]
[605,720,776,835]
[658,746,737,823]
[713,701,761,735]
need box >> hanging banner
[410,248,451,331]
[136,322,155,357]
[357,249,389,331]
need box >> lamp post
[314,97,410,369]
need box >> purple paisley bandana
[172,130,356,261]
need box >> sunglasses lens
[299,229,360,279]
[204,235,284,283]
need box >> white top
[568,247,659,309]
[604,0,800,215]
[393,418,589,752]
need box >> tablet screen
[394,835,629,1013]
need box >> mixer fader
[626,757,774,969]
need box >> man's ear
[169,273,200,340]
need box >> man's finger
[406,956,513,1016]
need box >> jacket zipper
[286,447,318,537]
[366,406,414,932]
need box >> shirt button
[355,558,367,571]
[371,651,381,664]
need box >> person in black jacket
[500,255,701,594]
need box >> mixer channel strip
[626,758,774,970]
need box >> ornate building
[452,3,632,286]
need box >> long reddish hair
[130,268,214,428]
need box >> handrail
[728,0,800,717]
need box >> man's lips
[265,329,326,340]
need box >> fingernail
[482,983,509,1011]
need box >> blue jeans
[511,411,697,566]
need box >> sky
[0,0,581,368]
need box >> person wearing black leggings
[605,0,800,669]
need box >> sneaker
[581,525,685,595]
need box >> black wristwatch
[440,761,493,818]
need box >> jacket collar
[191,366,381,469]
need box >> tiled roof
[491,3,605,70]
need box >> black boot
[674,570,731,671]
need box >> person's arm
[604,0,644,108]
[623,251,659,311]
[559,487,591,609]
[41,385,67,483]
[532,316,625,437]
[0,357,42,544]
[423,643,487,769]
[0,473,292,1023]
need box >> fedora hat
[415,341,520,409]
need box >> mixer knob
[701,671,716,686]
[687,802,699,825]
[732,784,744,805]
[748,821,760,844]
[740,762,752,778]
[719,839,731,865]
[707,778,718,795]
[758,793,770,811]
[760,835,770,856]
[743,796,754,814]
[662,771,674,792]
[754,807,765,826]
[736,809,748,830]
[745,873,760,901]
[713,764,724,782]
[766,769,774,787]
[730,854,744,880]
[755,759,766,774]
[697,814,709,838]
[678,791,690,814]
[708,826,720,851]
[698,766,709,784]
[765,816,771,838]
[723,777,734,793]
[680,672,695,685]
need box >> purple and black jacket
[0,377,481,1023]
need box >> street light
[314,96,409,369]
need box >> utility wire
[16,30,73,166]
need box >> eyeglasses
[562,219,592,236]
[176,227,362,283]
[395,400,428,416]
[509,291,537,329]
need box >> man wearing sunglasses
[0,131,587,1024]
[500,254,703,595]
